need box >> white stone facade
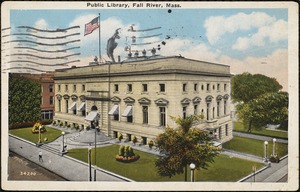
[54,56,233,144]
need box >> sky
[8,6,288,91]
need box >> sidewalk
[9,134,131,182]
[240,156,288,182]
[233,131,288,144]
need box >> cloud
[204,12,277,45]
[34,19,48,29]
[159,36,288,91]
[232,19,288,50]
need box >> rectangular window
[142,84,148,92]
[50,96,54,105]
[58,85,61,92]
[58,100,61,112]
[82,84,85,91]
[159,84,165,92]
[217,84,220,91]
[114,84,119,92]
[73,85,76,92]
[225,124,228,136]
[49,84,53,92]
[183,83,187,92]
[217,101,220,116]
[224,100,227,115]
[194,105,198,115]
[224,84,227,91]
[183,106,187,119]
[219,127,222,139]
[194,83,198,91]
[41,96,43,105]
[128,84,132,92]
[65,85,68,91]
[143,106,148,124]
[159,107,166,126]
[206,103,210,120]
[207,83,210,91]
[66,100,69,113]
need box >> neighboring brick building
[11,72,55,120]
[53,56,233,144]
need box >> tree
[232,73,282,103]
[155,115,220,181]
[9,74,41,128]
[237,92,288,132]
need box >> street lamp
[264,141,268,162]
[37,126,43,146]
[94,124,98,181]
[88,144,92,181]
[190,163,195,182]
[252,165,256,182]
[272,138,277,156]
[62,131,65,153]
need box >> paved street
[8,126,288,182]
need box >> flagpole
[98,13,101,63]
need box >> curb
[63,155,135,182]
[237,155,288,182]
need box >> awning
[122,106,132,117]
[69,102,77,110]
[77,102,86,111]
[85,111,99,121]
[108,105,119,115]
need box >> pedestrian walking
[39,151,43,162]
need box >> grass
[223,136,288,158]
[233,121,288,139]
[9,126,62,144]
[67,144,264,182]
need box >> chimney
[118,55,121,63]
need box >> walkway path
[233,131,288,144]
[240,156,288,182]
[9,134,132,182]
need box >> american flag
[84,17,99,36]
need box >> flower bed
[31,122,47,134]
[115,154,140,163]
[115,145,140,163]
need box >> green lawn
[223,136,288,158]
[233,121,288,139]
[9,126,62,144]
[67,144,264,182]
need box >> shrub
[31,121,47,133]
[269,155,280,163]
[59,122,64,127]
[118,133,123,141]
[132,136,137,145]
[52,120,57,126]
[148,140,154,149]
[74,123,79,130]
[116,145,140,163]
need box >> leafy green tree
[232,73,282,103]
[237,92,288,132]
[9,74,41,127]
[155,115,220,181]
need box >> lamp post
[62,131,65,153]
[190,163,195,182]
[38,126,42,143]
[94,124,98,181]
[88,144,92,181]
[264,141,268,162]
[252,165,256,182]
[272,138,276,156]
